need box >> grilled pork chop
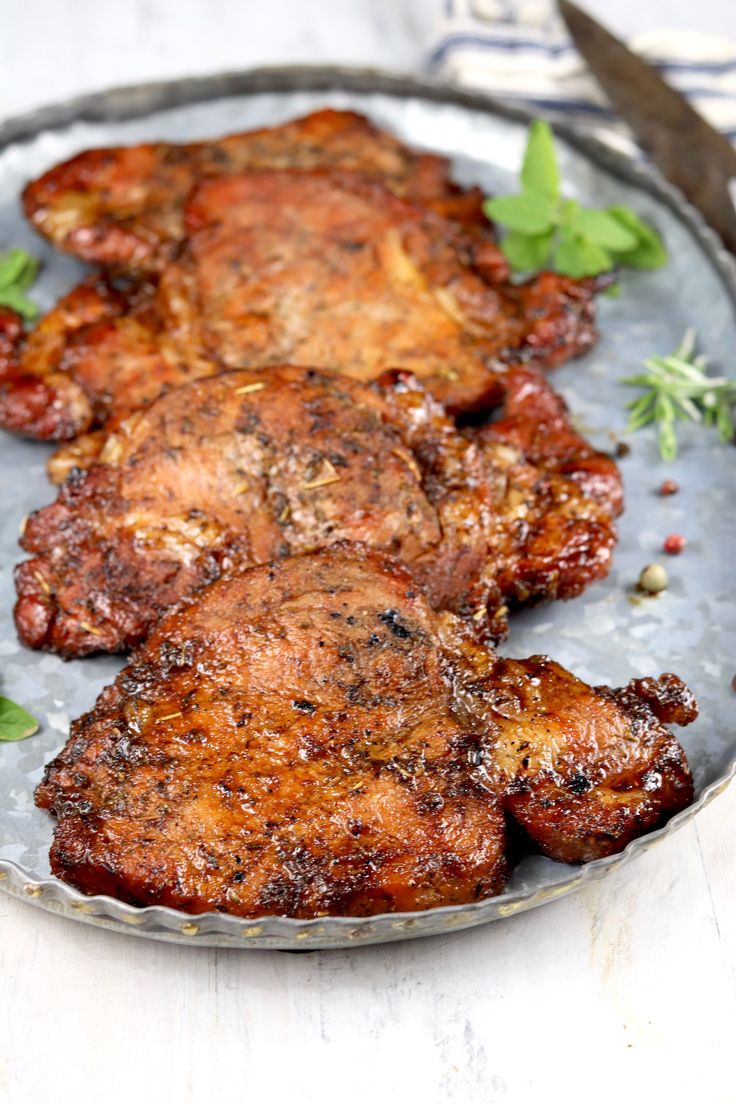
[22,108,499,274]
[485,661,696,862]
[15,365,620,657]
[477,362,624,514]
[36,546,696,917]
[0,170,601,442]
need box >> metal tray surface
[0,67,734,949]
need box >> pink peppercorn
[659,480,679,496]
[663,534,686,554]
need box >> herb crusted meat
[8,107,700,919]
[22,108,495,274]
[1,168,601,444]
[15,365,621,657]
[35,546,696,918]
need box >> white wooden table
[1,4,734,1102]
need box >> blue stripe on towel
[653,57,736,76]
[427,33,577,71]
[426,17,736,150]
[495,93,616,119]
[658,86,736,101]
[429,36,736,84]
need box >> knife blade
[558,0,736,253]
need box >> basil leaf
[553,233,612,278]
[607,206,667,268]
[575,209,638,252]
[520,120,559,200]
[483,193,557,235]
[0,696,39,742]
[501,230,554,272]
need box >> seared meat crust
[15,366,620,657]
[23,109,496,273]
[1,170,601,442]
[35,549,510,917]
[0,281,126,439]
[0,273,213,445]
[182,171,600,405]
[478,362,624,516]
[481,661,696,862]
[35,546,696,917]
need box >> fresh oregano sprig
[0,695,39,742]
[622,329,736,460]
[483,120,667,279]
[0,247,41,321]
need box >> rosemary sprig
[622,329,736,460]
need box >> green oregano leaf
[0,696,39,742]
[483,121,668,280]
[559,198,582,227]
[500,230,554,272]
[553,233,611,278]
[520,119,560,199]
[575,208,639,252]
[606,206,668,269]
[0,248,41,320]
[483,192,556,235]
[0,249,30,290]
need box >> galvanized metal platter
[0,67,734,949]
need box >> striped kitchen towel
[427,1,736,155]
